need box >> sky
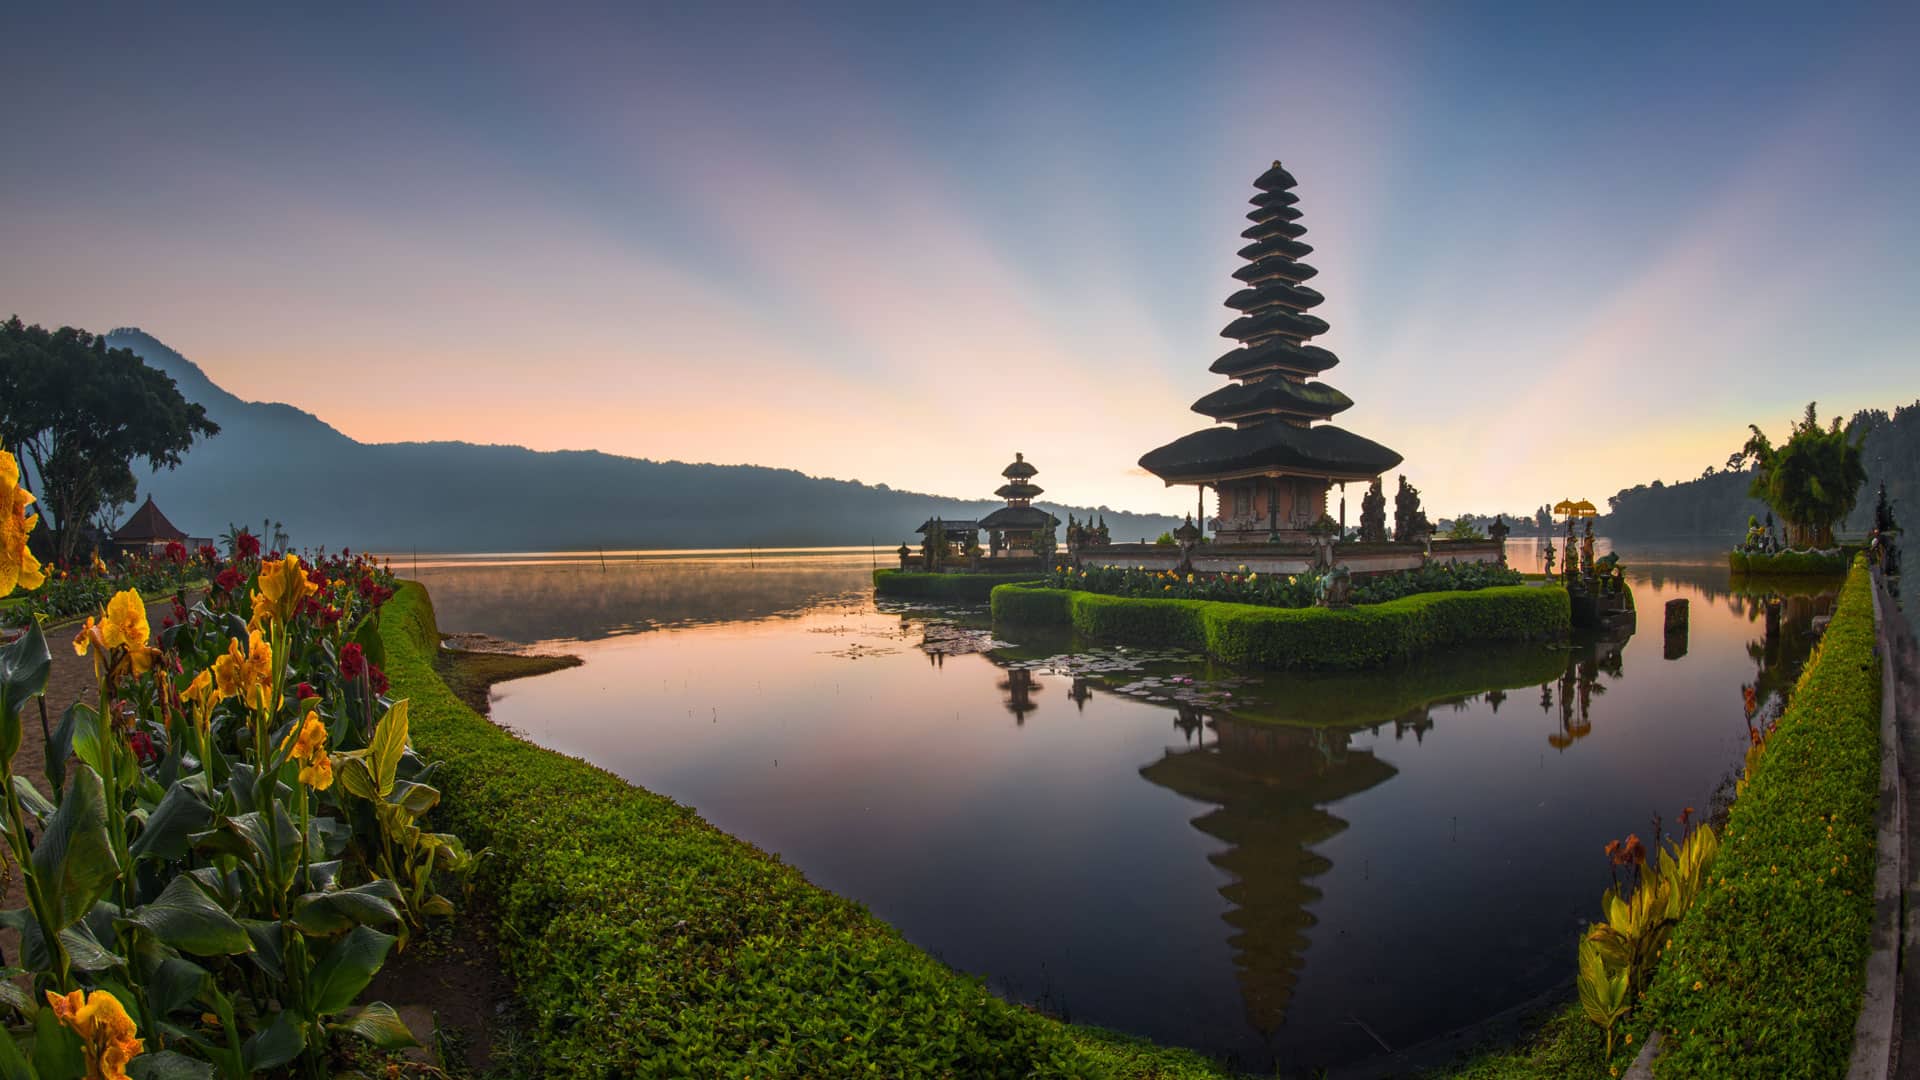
[3,2,1917,520]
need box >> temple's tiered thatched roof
[1140,160,1401,485]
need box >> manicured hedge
[1728,549,1848,575]
[991,583,1569,670]
[872,568,1045,602]
[1640,557,1881,1077]
[382,582,1235,1079]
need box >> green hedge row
[991,583,1570,670]
[1728,549,1849,575]
[872,568,1046,602]
[381,582,1234,1079]
[1641,557,1881,1077]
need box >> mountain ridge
[106,329,1183,551]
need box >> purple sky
[4,3,1917,517]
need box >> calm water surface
[408,541,1849,1073]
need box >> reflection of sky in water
[433,545,1845,1072]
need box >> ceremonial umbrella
[1552,499,1599,518]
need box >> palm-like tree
[1734,403,1867,548]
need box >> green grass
[992,583,1570,670]
[1637,556,1881,1078]
[382,581,1241,1079]
[873,568,1046,602]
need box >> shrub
[381,583,1234,1079]
[1639,557,1880,1077]
[992,583,1568,670]
[872,569,1043,602]
[1041,561,1522,609]
[1727,548,1848,575]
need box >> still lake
[402,540,1839,1073]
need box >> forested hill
[1601,401,1920,539]
[107,329,1182,552]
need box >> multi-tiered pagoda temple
[979,453,1058,557]
[1139,161,1402,544]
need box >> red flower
[235,532,261,559]
[369,663,389,696]
[198,544,219,564]
[129,731,159,765]
[164,541,188,564]
[340,643,367,680]
[214,568,243,593]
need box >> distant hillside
[106,329,1182,552]
[1600,400,1920,540]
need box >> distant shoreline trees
[0,317,219,564]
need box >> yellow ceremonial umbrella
[1552,499,1599,518]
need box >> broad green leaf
[240,1010,305,1073]
[0,1017,36,1080]
[0,621,51,769]
[30,766,119,928]
[370,700,408,794]
[388,779,439,817]
[308,925,395,1015]
[334,1001,417,1050]
[333,753,377,801]
[58,921,122,971]
[291,880,402,936]
[68,704,106,778]
[127,1051,215,1080]
[43,703,81,797]
[240,919,284,982]
[9,776,53,822]
[350,612,386,669]
[131,784,214,862]
[0,965,33,1017]
[31,1005,81,1080]
[119,874,250,956]
[146,956,213,1017]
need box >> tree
[1730,402,1867,548]
[0,317,219,564]
[1445,515,1483,540]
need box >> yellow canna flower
[213,630,274,711]
[254,553,317,629]
[279,710,333,790]
[104,590,160,677]
[46,988,144,1080]
[0,450,46,595]
[182,668,225,730]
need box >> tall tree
[0,317,220,564]
[1731,402,1867,549]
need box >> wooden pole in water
[1664,598,1689,660]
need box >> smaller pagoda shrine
[980,453,1059,558]
[110,495,200,555]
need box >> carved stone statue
[1360,477,1388,543]
[1392,476,1423,542]
[1316,564,1353,608]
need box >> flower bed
[381,581,1236,1079]
[1,544,208,626]
[871,568,1046,602]
[991,582,1568,670]
[1727,548,1849,575]
[1637,557,1880,1077]
[1046,560,1523,608]
[0,451,459,1074]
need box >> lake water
[404,540,1850,1073]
